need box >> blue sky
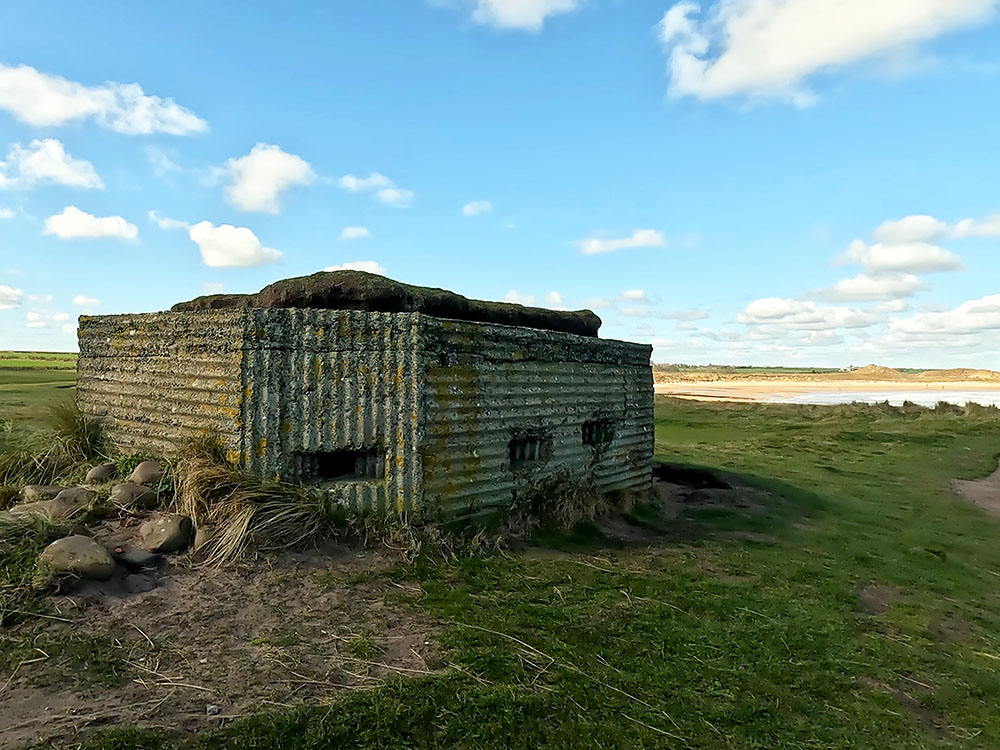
[1,0,999,367]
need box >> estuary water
[777,390,1000,408]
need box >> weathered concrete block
[78,309,653,518]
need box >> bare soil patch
[857,677,950,738]
[928,616,975,643]
[953,459,1000,517]
[0,545,439,750]
[858,584,898,615]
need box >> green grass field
[0,351,76,428]
[2,355,1000,748]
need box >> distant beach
[653,364,1000,406]
[655,380,1000,407]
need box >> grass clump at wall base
[174,437,331,565]
[173,439,631,568]
[174,438,501,567]
[504,470,632,535]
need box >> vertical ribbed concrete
[419,317,653,517]
[78,308,652,518]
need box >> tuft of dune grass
[0,402,106,489]
[174,436,331,565]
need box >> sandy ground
[954,459,1000,518]
[654,380,1000,403]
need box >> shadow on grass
[530,459,830,555]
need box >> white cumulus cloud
[663,308,709,321]
[0,63,207,134]
[814,272,928,301]
[952,213,1000,238]
[467,0,579,31]
[873,214,950,244]
[504,290,535,305]
[217,143,314,213]
[147,210,190,231]
[338,172,414,207]
[835,239,962,274]
[889,294,1000,338]
[324,260,387,275]
[737,297,876,330]
[577,229,666,255]
[463,200,494,216]
[188,221,283,268]
[375,187,414,208]
[543,291,563,307]
[340,226,371,241]
[43,206,138,240]
[0,207,13,219]
[658,0,999,104]
[72,295,100,307]
[338,173,393,192]
[619,289,648,302]
[0,139,102,190]
[0,285,23,309]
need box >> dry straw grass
[172,438,627,567]
[173,436,331,565]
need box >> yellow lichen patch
[257,437,268,457]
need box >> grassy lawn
[3,390,1000,748]
[0,351,76,429]
[0,351,77,370]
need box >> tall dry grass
[173,437,331,565]
[0,403,106,490]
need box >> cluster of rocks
[8,460,199,583]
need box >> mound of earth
[917,368,1000,382]
[832,365,908,381]
[171,271,602,338]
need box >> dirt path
[0,547,440,750]
[953,459,1000,517]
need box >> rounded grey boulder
[38,535,115,581]
[53,487,97,507]
[22,485,66,502]
[129,461,163,486]
[138,514,193,553]
[10,487,95,522]
[86,462,118,484]
[110,483,159,509]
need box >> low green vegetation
[2,358,1000,747]
[0,351,77,429]
[0,351,77,369]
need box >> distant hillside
[828,364,909,381]
[917,368,1000,382]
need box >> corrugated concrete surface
[78,309,652,517]
[420,317,653,517]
